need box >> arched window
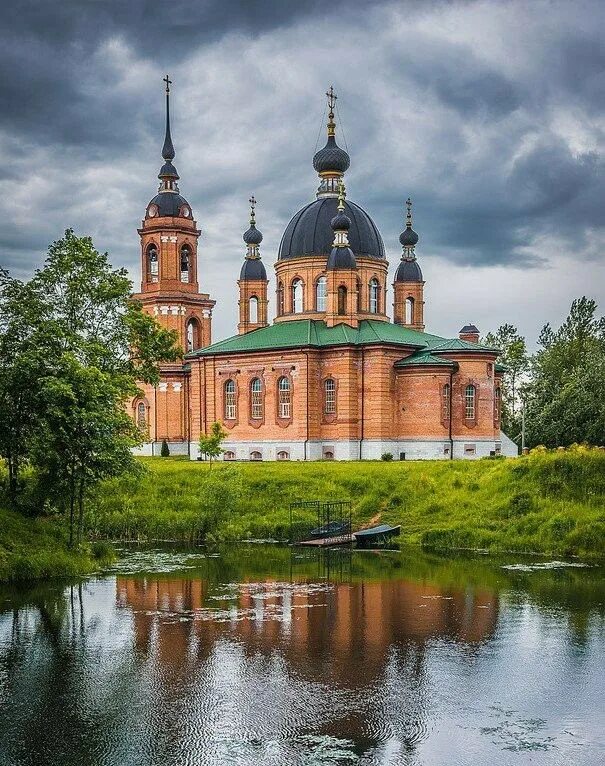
[136,401,147,428]
[278,377,291,418]
[224,451,236,461]
[292,279,304,313]
[465,384,476,420]
[186,319,199,353]
[249,296,258,324]
[277,451,290,461]
[323,450,334,460]
[337,285,347,315]
[442,383,451,421]
[180,245,191,282]
[250,378,263,419]
[356,278,362,312]
[277,282,285,316]
[250,450,262,461]
[494,386,501,421]
[316,276,327,312]
[369,279,380,314]
[405,297,415,324]
[324,378,336,415]
[224,379,236,420]
[147,244,159,282]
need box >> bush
[381,452,394,461]
[160,439,170,457]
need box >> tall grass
[93,447,605,558]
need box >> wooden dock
[297,534,354,547]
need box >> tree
[483,323,528,437]
[0,230,180,544]
[525,297,605,447]
[198,421,227,470]
[160,439,170,457]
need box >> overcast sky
[1,0,603,345]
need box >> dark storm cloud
[0,0,604,339]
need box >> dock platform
[297,534,354,547]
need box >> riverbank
[0,505,113,582]
[92,447,605,558]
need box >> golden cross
[406,197,412,225]
[326,85,337,111]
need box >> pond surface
[0,544,604,766]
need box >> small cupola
[459,324,480,343]
[240,195,267,281]
[395,197,423,283]
[327,181,357,270]
[313,86,351,198]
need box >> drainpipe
[359,346,365,460]
[448,368,454,460]
[304,351,309,461]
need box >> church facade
[131,81,517,461]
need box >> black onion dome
[158,161,179,179]
[313,136,350,174]
[330,211,350,231]
[243,224,263,245]
[327,247,356,270]
[395,259,423,282]
[147,192,191,218]
[240,258,267,281]
[279,198,385,260]
[399,226,419,247]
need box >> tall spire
[313,85,350,197]
[326,85,337,138]
[399,197,419,257]
[158,75,179,188]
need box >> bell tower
[133,75,215,355]
[238,196,269,334]
[393,198,425,331]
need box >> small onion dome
[327,246,356,270]
[399,225,418,247]
[395,258,423,282]
[240,257,267,281]
[313,136,350,174]
[158,160,179,180]
[243,223,263,245]
[330,210,351,231]
[460,324,479,334]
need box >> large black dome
[240,258,267,281]
[146,192,191,218]
[278,197,385,260]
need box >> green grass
[93,447,605,558]
[0,505,114,582]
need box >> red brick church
[131,80,517,460]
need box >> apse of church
[130,80,517,460]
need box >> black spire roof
[327,182,356,270]
[399,197,419,247]
[395,197,423,283]
[240,196,267,281]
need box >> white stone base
[133,441,190,457]
[188,436,519,461]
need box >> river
[0,544,604,765]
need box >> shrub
[160,439,170,457]
[381,453,394,461]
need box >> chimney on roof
[459,324,480,344]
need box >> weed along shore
[2,448,604,582]
[92,448,605,558]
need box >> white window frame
[369,279,379,314]
[224,380,236,420]
[278,377,291,418]
[251,378,263,419]
[292,279,304,314]
[465,384,476,420]
[324,378,336,414]
[316,276,327,312]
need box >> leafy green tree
[525,297,605,447]
[160,439,170,457]
[199,421,227,470]
[483,323,528,437]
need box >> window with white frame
[369,278,379,313]
[224,379,236,420]
[494,386,501,421]
[147,244,159,281]
[405,296,414,324]
[180,245,191,282]
[465,384,476,420]
[250,378,263,419]
[277,450,290,460]
[316,276,327,311]
[136,401,147,428]
[249,296,258,324]
[277,282,285,315]
[442,383,450,421]
[278,377,291,418]
[292,279,304,313]
[186,319,198,353]
[224,451,236,460]
[324,378,336,414]
[250,450,262,461]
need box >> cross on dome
[163,74,172,93]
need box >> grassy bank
[93,448,605,558]
[0,505,113,582]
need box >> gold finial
[249,195,256,225]
[163,74,172,94]
[326,85,337,137]
[337,179,346,211]
[406,197,412,227]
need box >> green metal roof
[394,351,457,368]
[185,319,498,359]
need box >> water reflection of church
[116,564,498,757]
